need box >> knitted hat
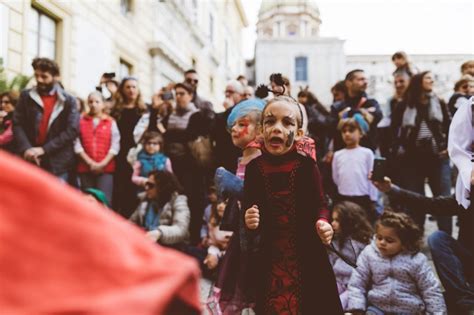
[226,98,266,130]
[84,188,110,208]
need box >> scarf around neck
[402,93,443,127]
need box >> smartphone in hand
[372,157,387,182]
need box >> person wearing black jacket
[13,58,79,180]
[329,69,383,152]
[390,71,452,233]
[373,177,473,314]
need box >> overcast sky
[241,0,474,59]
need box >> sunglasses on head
[145,182,156,190]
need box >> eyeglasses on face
[186,78,198,84]
[1,99,11,104]
[145,141,160,146]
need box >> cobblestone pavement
[198,215,459,314]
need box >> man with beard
[184,69,214,116]
[13,57,79,181]
[330,69,383,152]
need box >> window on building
[295,57,308,81]
[287,24,298,36]
[120,0,132,16]
[263,27,273,37]
[119,59,133,79]
[209,13,215,43]
[28,7,57,60]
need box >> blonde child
[329,201,373,310]
[75,91,120,204]
[243,95,343,314]
[347,211,446,314]
[208,98,266,314]
[131,131,172,187]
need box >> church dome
[259,0,320,17]
[257,0,322,39]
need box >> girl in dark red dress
[244,96,343,314]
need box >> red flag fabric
[0,151,201,314]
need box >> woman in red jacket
[75,91,120,205]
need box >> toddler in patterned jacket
[347,210,446,314]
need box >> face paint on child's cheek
[239,125,249,138]
[286,130,295,147]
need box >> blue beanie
[226,98,266,130]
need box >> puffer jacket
[129,193,190,246]
[347,241,446,314]
[328,239,367,292]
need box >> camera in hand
[103,72,116,79]
[161,91,174,101]
[372,157,386,182]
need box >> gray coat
[13,85,79,175]
[347,241,446,314]
[129,193,190,246]
[328,239,367,291]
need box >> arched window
[287,23,298,36]
[295,57,308,81]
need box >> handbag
[188,135,213,168]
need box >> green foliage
[0,57,32,94]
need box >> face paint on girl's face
[230,115,259,150]
[262,101,302,156]
[286,130,295,147]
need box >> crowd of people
[1,54,473,314]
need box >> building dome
[259,0,320,17]
[257,0,322,39]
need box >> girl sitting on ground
[347,210,446,314]
[329,201,373,311]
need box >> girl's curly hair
[333,201,373,247]
[376,210,423,252]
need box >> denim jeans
[428,231,474,312]
[436,157,453,235]
[57,172,69,183]
[400,155,442,231]
[79,173,114,207]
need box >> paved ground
[199,185,460,314]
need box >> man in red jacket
[0,151,201,314]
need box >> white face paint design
[262,101,303,156]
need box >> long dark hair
[403,71,430,108]
[333,201,373,247]
[297,89,329,115]
[149,170,183,207]
[111,77,147,120]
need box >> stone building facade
[252,0,473,105]
[0,0,248,107]
[254,0,345,104]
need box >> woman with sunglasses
[129,170,190,247]
[0,91,18,152]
